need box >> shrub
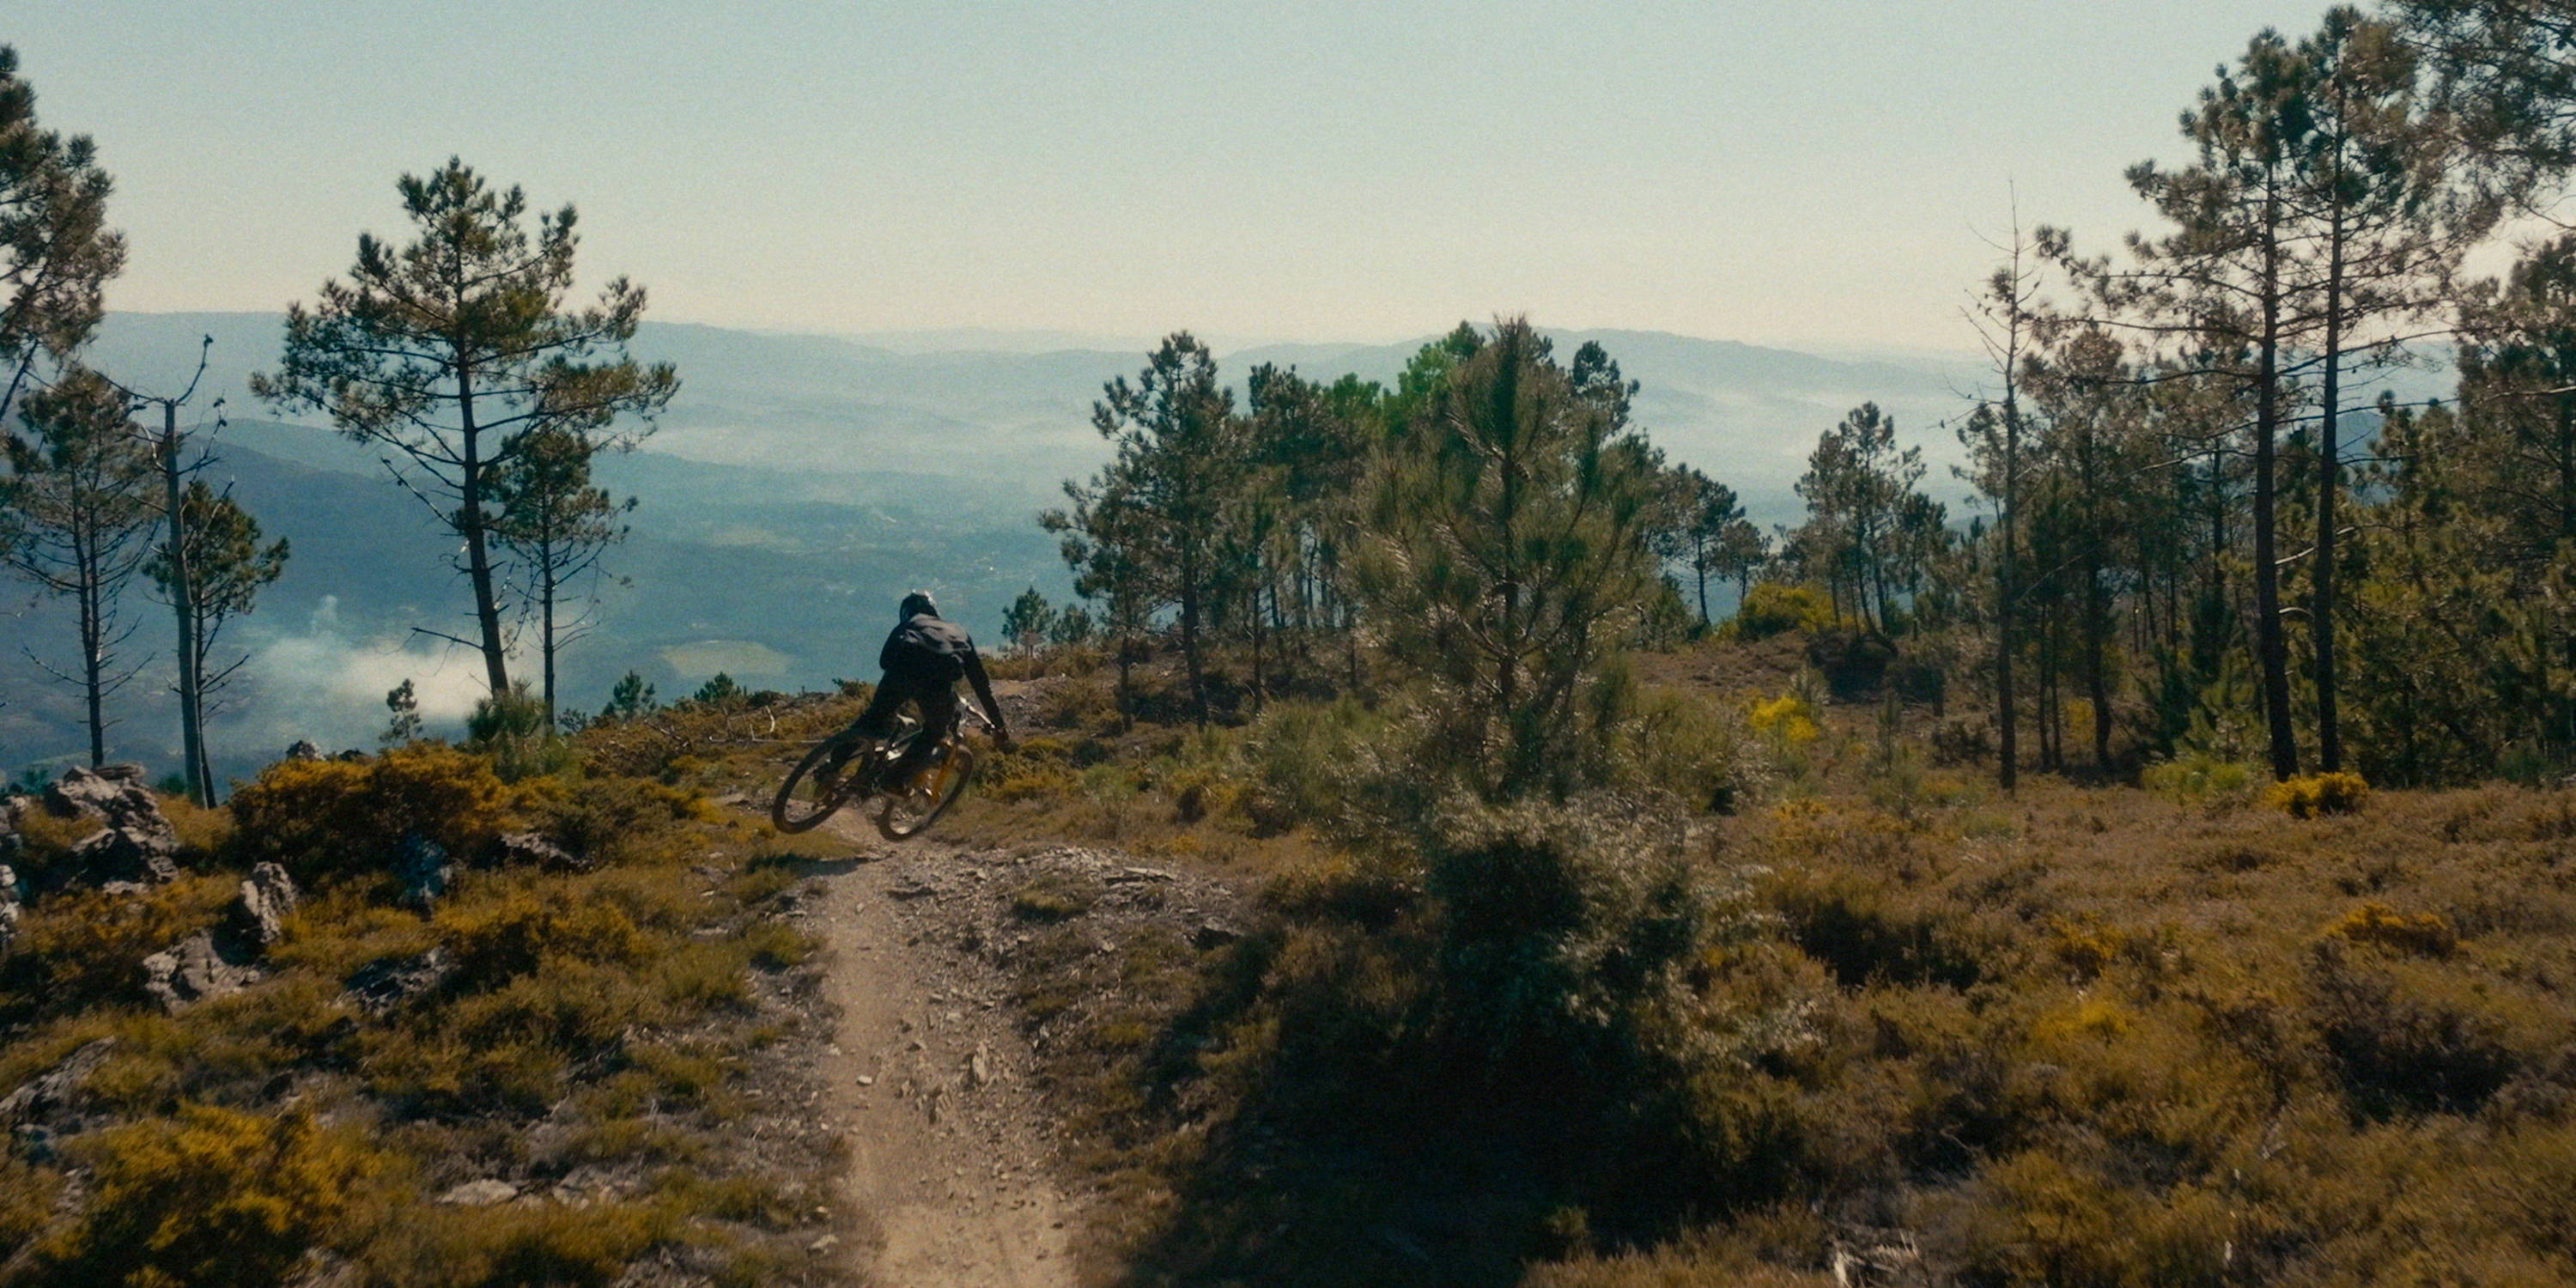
[227,744,518,883]
[0,1157,63,1264]
[982,736,1080,803]
[1805,627,1895,698]
[2306,948,2528,1117]
[2267,771,2371,818]
[2142,753,2256,806]
[1424,796,1763,1096]
[1617,688,1769,814]
[2326,902,2458,958]
[1012,873,1099,921]
[35,1103,387,1288]
[367,1200,670,1288]
[1746,693,1820,745]
[1728,582,1837,641]
[435,876,654,987]
[465,683,574,781]
[1764,866,1984,989]
[1242,706,1401,835]
[0,876,234,1018]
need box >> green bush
[466,683,574,781]
[1422,797,1779,1119]
[1728,582,1837,641]
[227,744,519,882]
[1615,688,1769,814]
[2141,752,2256,805]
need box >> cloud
[205,597,525,762]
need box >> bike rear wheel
[878,744,975,841]
[771,736,872,832]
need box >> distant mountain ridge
[87,312,1983,520]
[3,313,1983,776]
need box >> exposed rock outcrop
[0,1036,116,1157]
[343,945,455,1017]
[40,764,179,887]
[140,863,301,1012]
[142,930,261,1012]
[0,865,19,957]
[230,861,299,949]
[497,831,586,872]
[395,834,453,909]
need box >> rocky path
[802,821,1081,1288]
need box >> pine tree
[0,368,159,765]
[488,422,629,723]
[0,46,125,428]
[146,480,286,794]
[382,678,422,744]
[253,159,677,697]
[1044,333,1249,724]
[1356,319,1660,799]
[2106,31,2315,781]
[1002,586,1058,653]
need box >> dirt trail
[805,820,1079,1288]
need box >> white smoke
[204,595,526,764]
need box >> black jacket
[880,613,1004,729]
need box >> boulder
[436,1179,521,1206]
[0,1037,116,1130]
[43,763,155,827]
[41,765,179,887]
[71,823,179,886]
[0,866,19,956]
[142,929,260,1012]
[496,831,586,872]
[343,945,455,1017]
[229,862,299,949]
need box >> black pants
[851,667,957,788]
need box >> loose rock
[0,1037,115,1127]
[436,1179,521,1206]
[230,862,299,949]
[496,831,586,872]
[143,929,261,1012]
[343,945,456,1016]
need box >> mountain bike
[771,705,989,840]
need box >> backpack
[890,614,972,682]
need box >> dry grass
[0,741,856,1286]
[916,641,2576,1286]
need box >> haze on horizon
[24,1,2330,355]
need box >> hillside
[6,313,1973,779]
[6,628,2568,1285]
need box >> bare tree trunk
[541,558,559,725]
[2313,198,2346,774]
[158,402,205,802]
[455,361,512,696]
[2252,176,2301,781]
[80,558,106,767]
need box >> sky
[16,0,2339,353]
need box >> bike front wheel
[878,744,975,841]
[772,736,872,833]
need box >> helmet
[899,590,939,620]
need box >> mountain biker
[843,591,1012,793]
